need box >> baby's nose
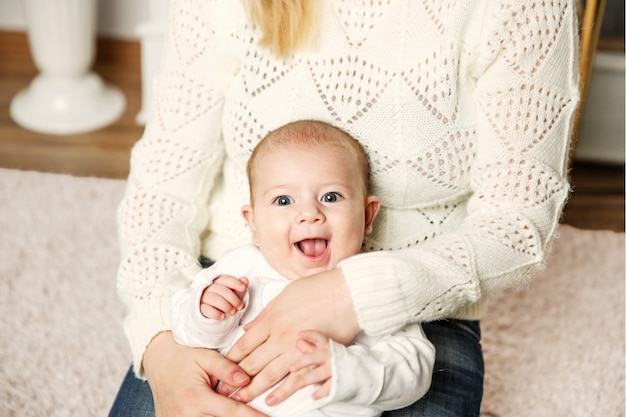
[297,202,325,223]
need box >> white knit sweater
[117,0,580,373]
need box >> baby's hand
[263,330,334,406]
[200,276,249,320]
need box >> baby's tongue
[298,239,326,257]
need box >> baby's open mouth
[296,239,328,257]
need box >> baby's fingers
[201,288,244,318]
[291,331,332,372]
[296,330,330,352]
[200,302,228,320]
[289,348,328,373]
[214,276,248,295]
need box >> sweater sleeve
[115,0,242,376]
[339,0,580,334]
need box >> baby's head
[242,120,379,280]
[247,120,371,203]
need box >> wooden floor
[0,31,623,233]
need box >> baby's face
[242,144,378,280]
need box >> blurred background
[0,0,152,39]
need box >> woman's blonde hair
[243,0,318,57]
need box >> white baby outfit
[171,244,435,417]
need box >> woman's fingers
[225,327,271,372]
[225,270,359,403]
[229,345,295,402]
[218,331,274,397]
[289,350,328,373]
[265,364,332,405]
[144,332,267,417]
[195,387,268,417]
[196,348,252,389]
[228,303,272,362]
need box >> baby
[171,120,435,417]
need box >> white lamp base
[10,72,125,135]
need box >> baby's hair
[243,0,317,57]
[247,120,371,204]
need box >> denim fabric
[383,320,484,417]
[108,366,155,417]
[108,319,483,417]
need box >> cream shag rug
[1,168,624,417]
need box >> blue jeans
[108,319,483,417]
[383,320,484,416]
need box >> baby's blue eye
[322,192,341,203]
[274,196,294,206]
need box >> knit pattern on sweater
[116,0,579,373]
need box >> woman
[109,1,580,416]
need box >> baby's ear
[363,196,380,235]
[241,205,258,242]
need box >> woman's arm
[225,0,580,402]
[116,0,241,376]
[115,0,252,415]
[338,0,580,335]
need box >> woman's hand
[222,269,360,403]
[263,330,335,406]
[143,331,267,417]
